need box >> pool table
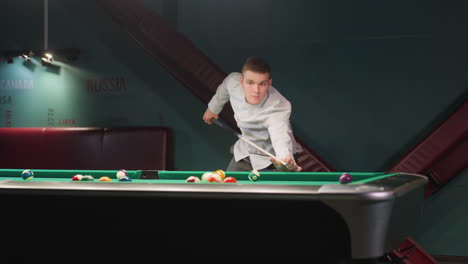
[0,169,427,262]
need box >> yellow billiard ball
[214,169,226,180]
[98,176,112,182]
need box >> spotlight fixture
[20,54,30,61]
[41,52,53,66]
[20,50,34,61]
[2,48,80,65]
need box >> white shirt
[208,72,302,170]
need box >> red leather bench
[0,127,172,170]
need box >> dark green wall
[413,168,468,256]
[175,0,467,172]
[0,0,467,256]
[0,0,233,170]
[170,1,468,255]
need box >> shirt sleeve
[265,100,296,161]
[207,74,234,114]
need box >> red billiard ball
[72,174,84,181]
[186,176,201,183]
[201,172,215,182]
[207,174,222,183]
[339,173,353,184]
[223,177,237,183]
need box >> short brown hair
[241,56,271,76]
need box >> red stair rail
[389,98,468,196]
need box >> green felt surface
[0,169,137,178]
[0,169,396,185]
[158,171,390,183]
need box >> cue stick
[210,118,287,166]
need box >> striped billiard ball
[116,169,128,180]
[118,176,132,182]
[248,170,260,181]
[21,170,34,181]
[214,169,226,180]
[185,176,201,183]
[71,174,84,181]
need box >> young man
[202,56,302,172]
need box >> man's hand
[269,155,302,172]
[203,108,218,125]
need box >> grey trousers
[226,156,278,172]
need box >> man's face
[240,70,272,105]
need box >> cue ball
[186,176,201,183]
[116,169,128,180]
[339,173,353,184]
[248,170,260,181]
[21,170,34,180]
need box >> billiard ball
[207,174,222,183]
[98,176,112,182]
[223,177,237,183]
[119,176,132,182]
[116,169,128,180]
[201,172,216,182]
[21,170,34,181]
[248,170,260,181]
[185,176,201,183]
[214,169,226,180]
[339,173,353,184]
[71,174,83,181]
[82,175,94,181]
